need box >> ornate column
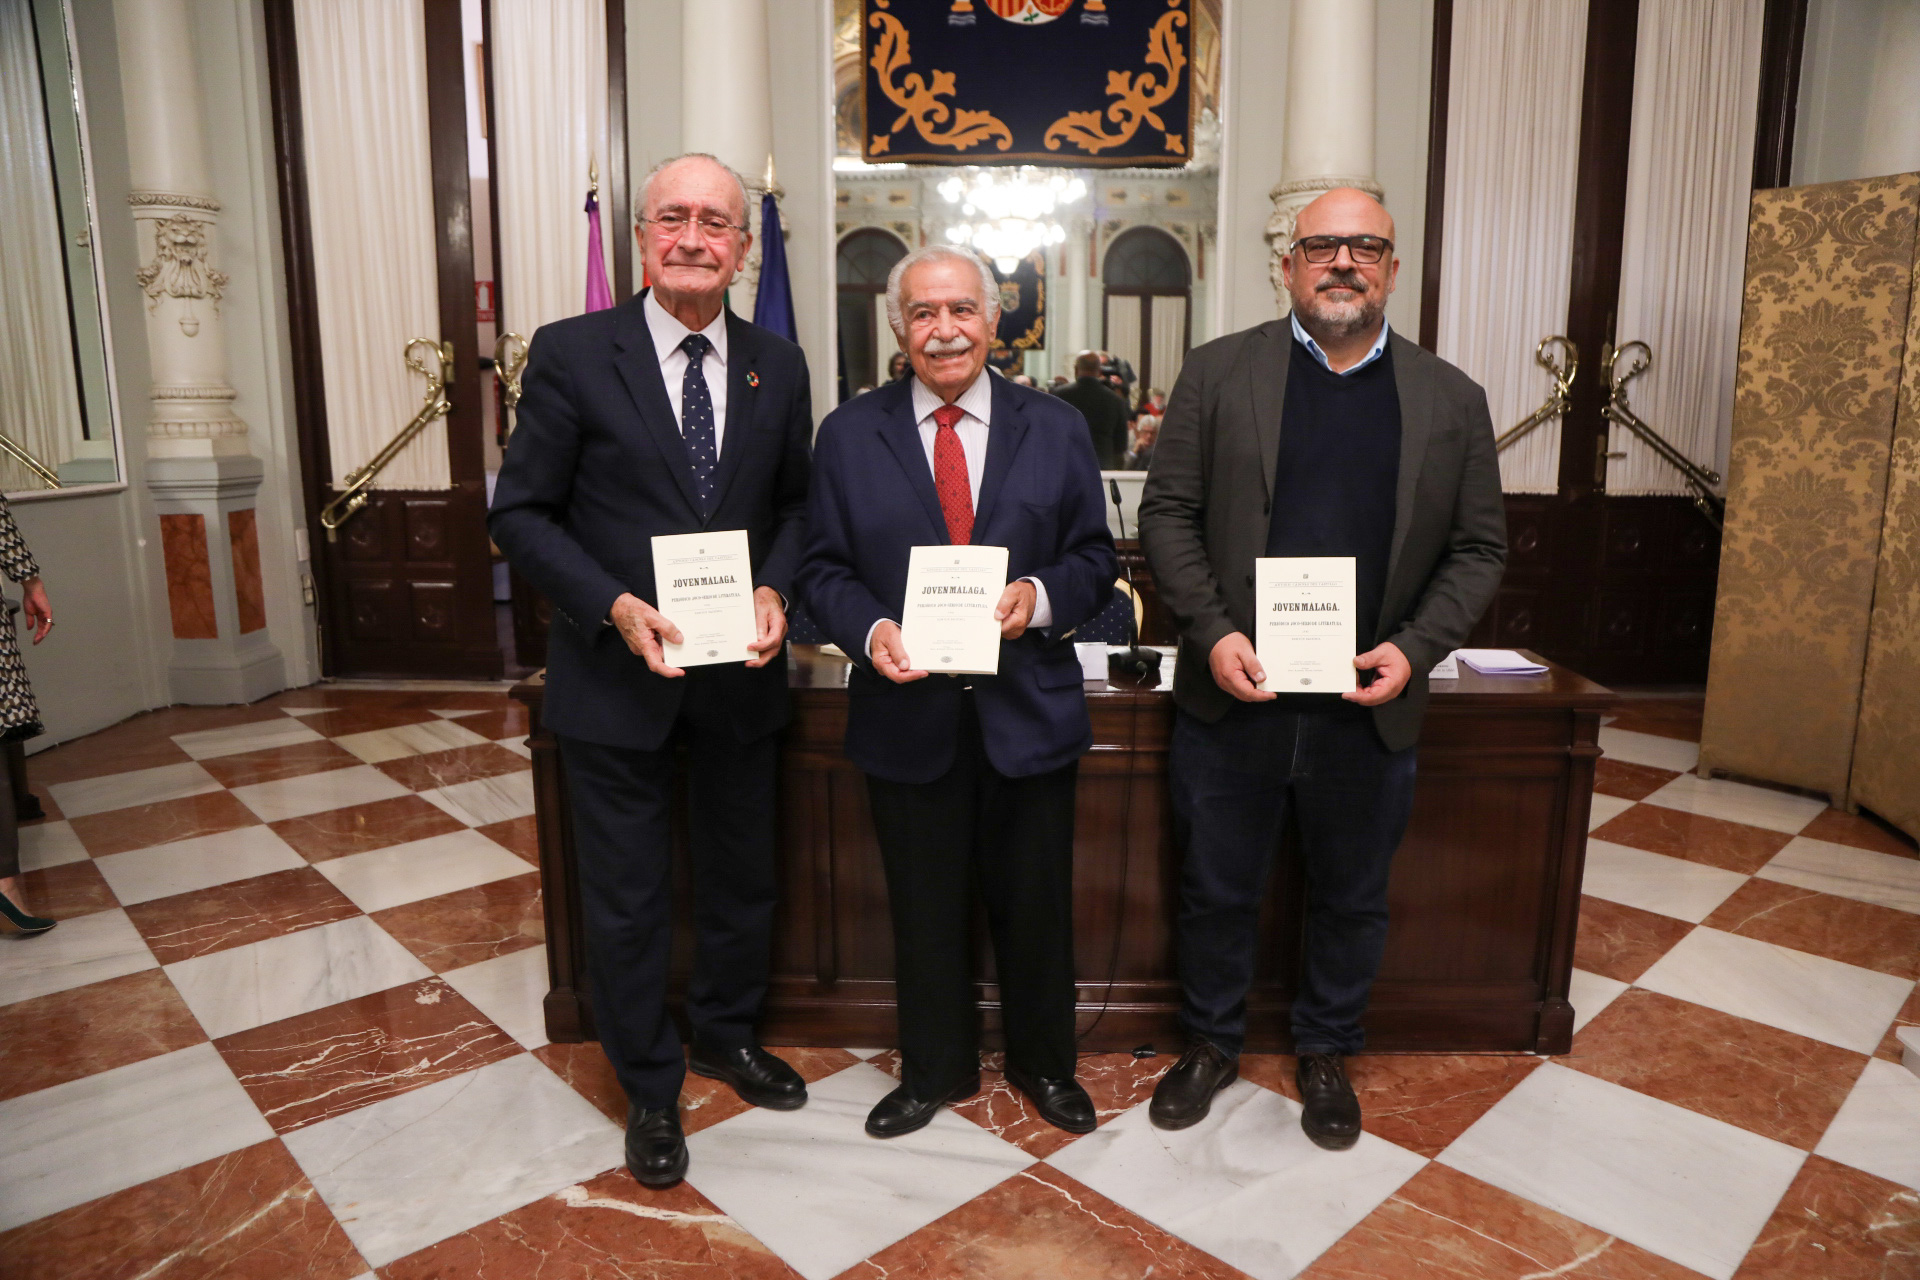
[116,0,284,702]
[681,0,774,314]
[1264,0,1382,313]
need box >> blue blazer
[796,375,1117,783]
[488,292,812,750]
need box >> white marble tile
[1587,792,1635,831]
[314,829,534,914]
[686,1062,1033,1280]
[17,820,87,870]
[333,718,490,765]
[1437,1062,1804,1280]
[1579,838,1748,923]
[283,1054,622,1268]
[843,1047,885,1059]
[420,771,537,827]
[1643,772,1826,835]
[1758,836,1920,916]
[1047,1079,1426,1280]
[171,718,325,760]
[47,761,222,819]
[441,945,550,1049]
[279,706,329,717]
[497,734,532,760]
[1598,726,1699,773]
[1815,1058,1920,1191]
[1637,927,1914,1054]
[93,825,307,907]
[1569,967,1631,1034]
[230,764,412,823]
[0,908,158,1006]
[0,1042,272,1232]
[164,915,430,1039]
[429,708,488,719]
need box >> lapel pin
[747,371,760,388]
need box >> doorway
[836,227,909,401]
[1102,226,1192,406]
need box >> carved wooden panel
[410,581,457,641]
[404,499,450,560]
[348,579,396,641]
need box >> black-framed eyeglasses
[642,212,747,239]
[1291,235,1393,265]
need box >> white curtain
[1435,0,1589,493]
[1148,295,1186,396]
[0,0,84,494]
[1105,294,1142,380]
[490,0,609,339]
[294,0,447,490]
[1610,0,1764,494]
[873,293,895,382]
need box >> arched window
[836,229,908,401]
[1102,227,1191,403]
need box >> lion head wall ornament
[136,213,229,337]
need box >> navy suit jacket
[488,292,812,750]
[796,375,1117,783]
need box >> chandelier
[939,168,1088,273]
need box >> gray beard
[1296,288,1384,341]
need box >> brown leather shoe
[1148,1041,1238,1130]
[1296,1053,1361,1150]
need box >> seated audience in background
[1047,374,1070,393]
[887,350,910,382]
[1124,412,1159,470]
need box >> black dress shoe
[625,1107,688,1187]
[1004,1065,1095,1134]
[1149,1041,1238,1130]
[688,1043,808,1110]
[864,1074,980,1139]
[1296,1052,1362,1151]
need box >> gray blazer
[1137,323,1506,751]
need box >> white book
[899,544,1009,676]
[650,529,758,668]
[1457,648,1549,675]
[1430,651,1460,679]
[1255,556,1357,693]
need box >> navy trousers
[1169,700,1417,1056]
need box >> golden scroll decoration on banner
[867,7,1013,158]
[1043,6,1188,157]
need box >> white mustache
[923,335,975,356]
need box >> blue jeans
[1169,700,1417,1056]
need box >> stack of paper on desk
[1456,648,1549,675]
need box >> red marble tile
[0,969,205,1102]
[927,1051,1169,1158]
[18,857,117,920]
[1734,1153,1920,1278]
[1876,985,1920,1064]
[199,739,362,788]
[450,704,530,741]
[0,1137,365,1279]
[215,976,522,1133]
[161,512,219,639]
[1802,807,1919,860]
[1303,1162,1703,1279]
[69,789,259,857]
[124,866,364,965]
[535,1041,629,1124]
[1594,758,1681,801]
[1563,988,1867,1149]
[844,1164,1248,1279]
[1704,879,1920,980]
[381,1167,800,1279]
[27,732,193,787]
[1239,1051,1543,1158]
[1592,804,1793,874]
[228,507,267,633]
[268,793,467,862]
[477,812,541,863]
[1605,698,1704,743]
[372,741,531,793]
[1574,895,1698,983]
[370,872,545,972]
[296,703,449,739]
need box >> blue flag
[751,191,797,341]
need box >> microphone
[1108,479,1163,679]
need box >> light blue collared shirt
[1290,312,1390,375]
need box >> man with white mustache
[1138,188,1506,1150]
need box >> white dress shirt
[1290,311,1390,376]
[646,290,729,447]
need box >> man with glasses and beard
[1137,189,1505,1149]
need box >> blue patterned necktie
[678,332,718,514]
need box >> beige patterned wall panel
[1700,174,1920,802]
[1852,239,1920,841]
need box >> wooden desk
[515,647,1613,1055]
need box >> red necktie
[932,404,973,545]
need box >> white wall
[1376,0,1433,338]
[1795,0,1920,185]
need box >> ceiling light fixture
[939,168,1087,273]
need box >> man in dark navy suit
[489,153,812,1188]
[797,246,1117,1140]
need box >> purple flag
[584,189,613,313]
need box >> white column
[681,0,773,315]
[1065,217,1090,356]
[1264,0,1382,314]
[116,0,283,702]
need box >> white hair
[885,246,1001,341]
[631,152,751,228]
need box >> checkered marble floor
[2,689,1917,1278]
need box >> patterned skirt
[0,600,43,743]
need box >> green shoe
[0,894,56,935]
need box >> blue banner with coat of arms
[861,0,1194,168]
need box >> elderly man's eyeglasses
[643,213,747,239]
[1292,235,1393,264]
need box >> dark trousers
[866,696,1079,1099]
[557,677,779,1110]
[1170,701,1417,1056]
